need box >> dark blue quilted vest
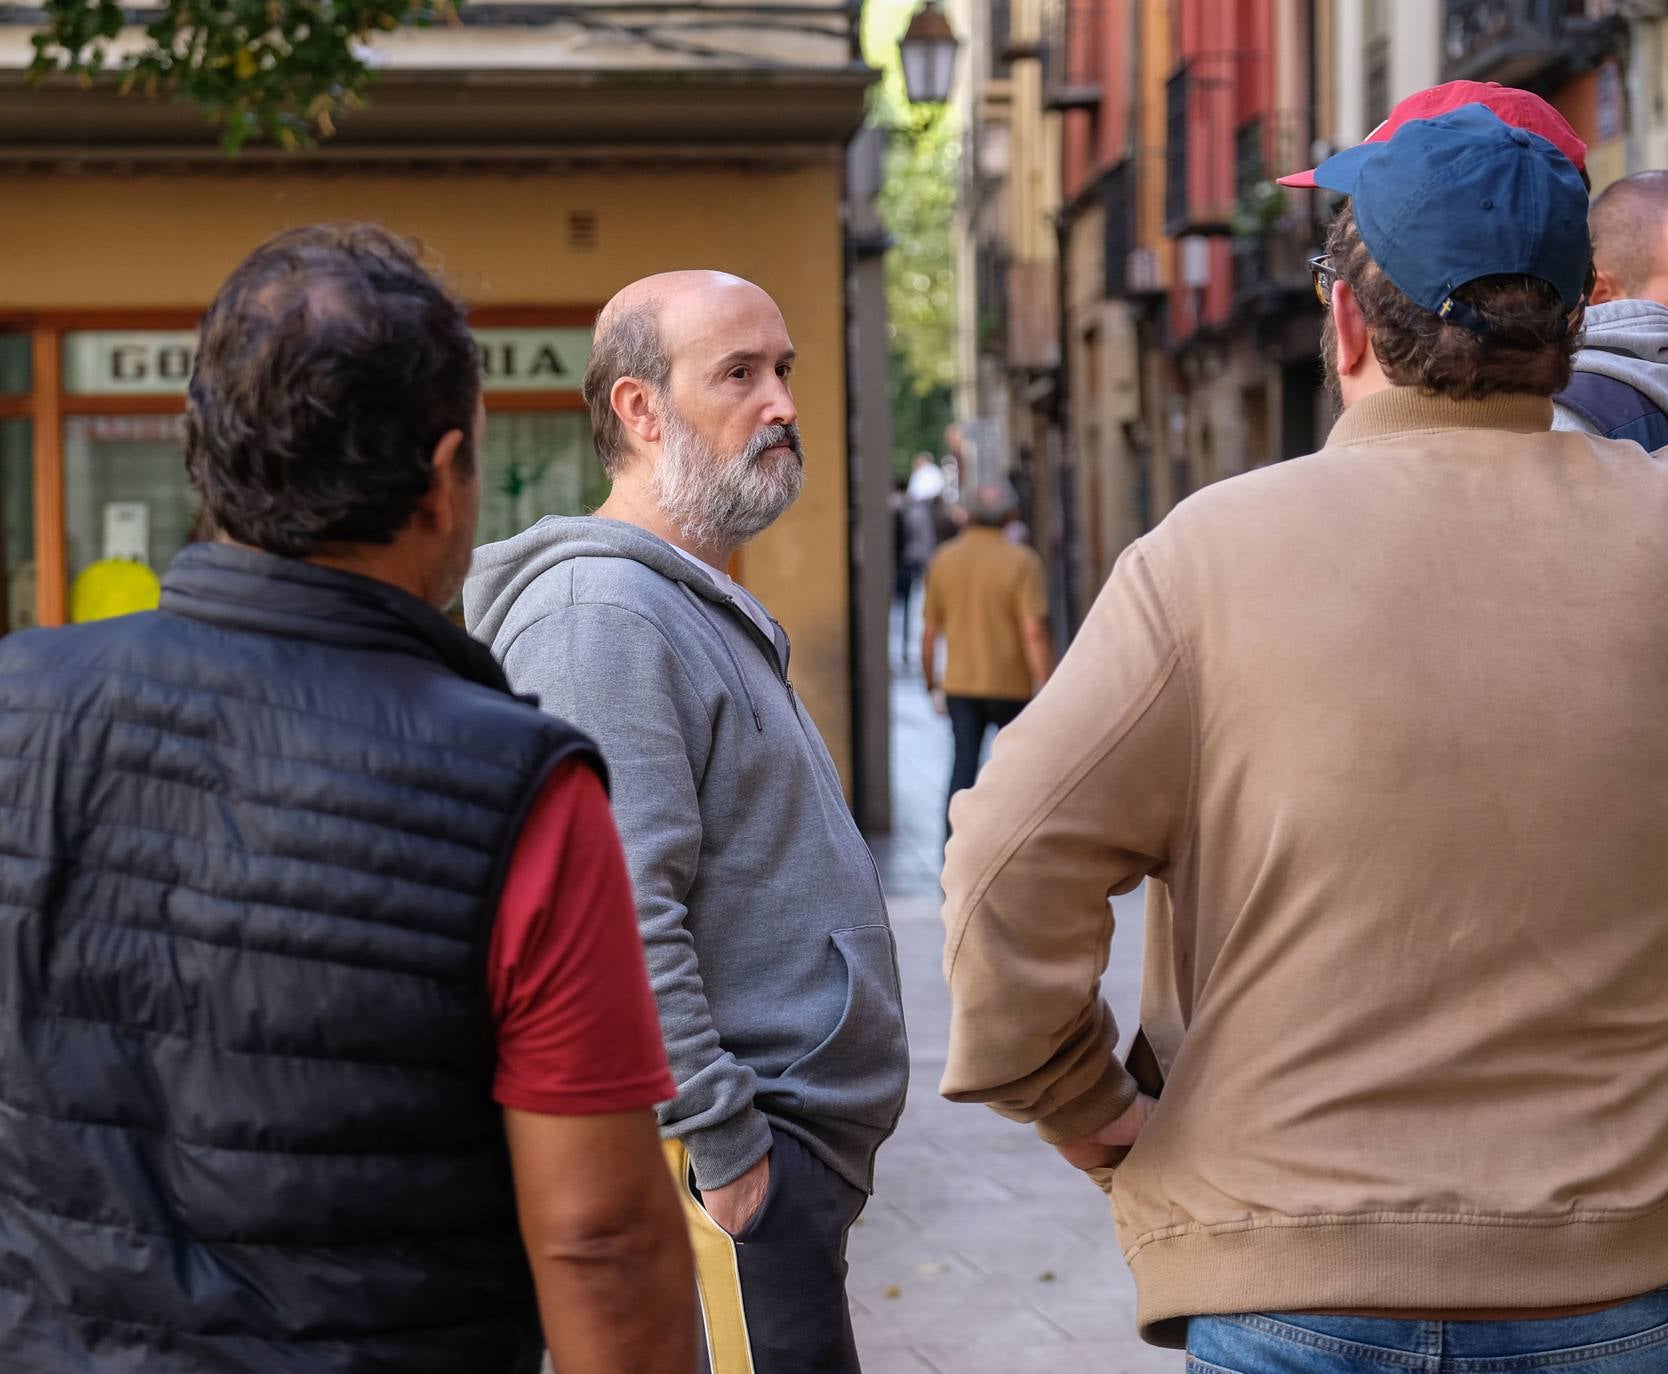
[1557,370,1668,451]
[0,542,601,1373]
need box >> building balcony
[975,242,1011,361]
[1098,155,1164,300]
[1230,231,1313,308]
[1229,111,1317,313]
[1101,159,1136,298]
[1041,0,1102,111]
[1442,0,1565,85]
[1163,53,1250,238]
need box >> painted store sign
[62,328,593,397]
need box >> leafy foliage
[888,347,953,478]
[28,0,456,150]
[862,0,958,473]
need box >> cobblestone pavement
[856,659,1181,1374]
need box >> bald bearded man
[1553,171,1668,449]
[466,273,908,1374]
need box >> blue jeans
[1187,1287,1668,1372]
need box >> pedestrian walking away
[0,225,696,1373]
[1552,171,1668,448]
[891,475,937,667]
[940,105,1668,1369]
[466,269,909,1374]
[920,479,1052,829]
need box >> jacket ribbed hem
[1033,1059,1139,1145]
[1128,1213,1668,1349]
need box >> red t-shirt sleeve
[488,759,676,1115]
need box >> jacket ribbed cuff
[678,1107,775,1191]
[1034,1060,1140,1146]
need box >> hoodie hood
[1571,299,1668,414]
[464,515,732,646]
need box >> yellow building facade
[0,10,884,796]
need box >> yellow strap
[663,1139,756,1374]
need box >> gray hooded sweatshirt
[465,517,908,1193]
[1553,299,1668,441]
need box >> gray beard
[651,407,805,551]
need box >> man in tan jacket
[941,106,1668,1369]
[922,480,1052,826]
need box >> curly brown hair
[1327,204,1585,400]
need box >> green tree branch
[862,0,959,471]
[29,0,459,150]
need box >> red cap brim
[1276,168,1319,188]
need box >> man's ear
[612,377,661,446]
[419,427,469,537]
[1333,279,1371,377]
[1589,266,1624,306]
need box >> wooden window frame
[0,306,599,628]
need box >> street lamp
[899,0,958,105]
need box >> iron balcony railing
[1230,110,1320,310]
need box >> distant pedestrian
[907,448,947,502]
[1553,171,1668,448]
[0,224,695,1373]
[920,479,1051,827]
[943,105,1668,1370]
[467,269,908,1374]
[892,477,937,666]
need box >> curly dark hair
[1327,204,1585,400]
[185,223,480,558]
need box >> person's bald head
[584,270,803,555]
[583,271,790,474]
[1590,172,1668,306]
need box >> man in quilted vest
[0,224,695,1373]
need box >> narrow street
[855,662,1179,1373]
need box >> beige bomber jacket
[940,389,1668,1345]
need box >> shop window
[1,420,33,633]
[5,314,597,631]
[63,415,190,622]
[478,412,605,546]
[0,335,28,395]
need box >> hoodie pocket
[781,925,908,1130]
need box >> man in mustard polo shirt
[921,480,1052,827]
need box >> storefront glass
[476,412,604,546]
[1,419,33,633]
[16,326,596,628]
[0,335,28,395]
[62,415,190,623]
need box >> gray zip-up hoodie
[465,517,907,1193]
[1553,299,1668,436]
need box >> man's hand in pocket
[1055,1092,1158,1173]
[702,1150,771,1236]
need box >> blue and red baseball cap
[1308,104,1590,332]
[1278,80,1587,188]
